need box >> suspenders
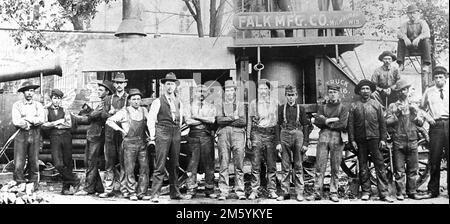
[283,103,300,126]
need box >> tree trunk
[70,16,85,30]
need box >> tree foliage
[0,0,115,51]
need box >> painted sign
[233,11,365,30]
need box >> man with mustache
[371,51,401,109]
[348,79,395,202]
[385,79,426,200]
[11,81,45,191]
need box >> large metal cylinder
[0,61,62,83]
[115,0,146,37]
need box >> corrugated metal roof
[81,37,236,72]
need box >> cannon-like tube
[0,61,62,83]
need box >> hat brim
[18,85,40,92]
[378,53,397,62]
[112,78,128,82]
[161,78,180,85]
[394,84,412,91]
[128,93,143,99]
[355,82,376,94]
[98,83,114,94]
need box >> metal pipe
[0,63,62,83]
[115,0,146,37]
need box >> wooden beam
[232,36,363,48]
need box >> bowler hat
[327,84,341,91]
[127,88,143,99]
[285,85,297,94]
[406,4,419,13]
[224,80,237,89]
[161,72,179,85]
[394,79,412,91]
[257,79,272,89]
[378,51,397,62]
[112,72,128,82]
[432,66,448,76]
[355,79,376,94]
[50,89,64,98]
[98,80,114,94]
[18,81,40,93]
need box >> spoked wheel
[341,143,358,178]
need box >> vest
[157,95,181,127]
[47,107,69,135]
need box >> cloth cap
[50,89,64,98]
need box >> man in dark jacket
[75,80,114,196]
[386,79,426,200]
[308,84,348,202]
[348,80,394,202]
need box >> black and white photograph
[0,0,448,216]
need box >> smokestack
[115,0,147,37]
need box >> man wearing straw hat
[216,80,247,200]
[106,88,149,201]
[386,79,426,200]
[100,72,129,198]
[146,72,188,202]
[11,81,45,190]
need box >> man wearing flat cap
[308,83,349,202]
[275,85,310,202]
[247,79,279,200]
[106,88,149,201]
[147,72,188,202]
[397,4,432,72]
[348,80,395,202]
[216,80,247,200]
[420,66,449,199]
[183,85,217,200]
[11,81,45,190]
[371,50,401,109]
[386,79,427,200]
[100,72,129,198]
[42,89,81,195]
[75,80,114,196]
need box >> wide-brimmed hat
[285,85,297,94]
[161,72,179,85]
[97,80,114,94]
[406,4,419,13]
[257,79,272,89]
[432,66,448,76]
[394,79,412,91]
[50,89,64,98]
[327,83,341,91]
[127,88,143,99]
[112,72,128,82]
[224,80,237,89]
[18,81,40,93]
[355,79,376,94]
[378,51,397,62]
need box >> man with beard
[216,80,247,200]
[184,85,217,200]
[348,79,395,202]
[308,84,348,202]
[75,80,114,196]
[247,79,279,200]
[371,51,401,109]
[396,4,431,72]
[106,89,149,201]
[421,66,449,199]
[11,81,45,190]
[42,89,81,195]
[386,79,426,200]
[275,85,310,202]
[146,72,188,202]
[100,72,129,198]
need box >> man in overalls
[308,84,349,202]
[147,72,188,202]
[100,72,129,198]
[276,85,310,202]
[184,85,217,200]
[11,81,45,190]
[386,79,426,200]
[216,80,247,200]
[106,88,149,201]
[42,89,80,195]
[247,79,279,200]
[75,80,114,196]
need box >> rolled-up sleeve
[147,99,160,139]
[12,102,27,128]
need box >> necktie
[440,89,444,100]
